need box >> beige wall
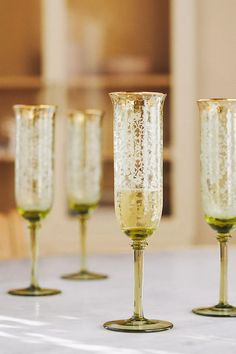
[197,0,236,98]
[197,0,236,243]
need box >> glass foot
[61,270,108,280]
[103,317,173,333]
[192,304,236,317]
[8,286,61,297]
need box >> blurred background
[0,0,236,259]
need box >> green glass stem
[132,240,148,320]
[8,220,61,296]
[103,238,173,331]
[192,232,236,316]
[79,215,88,272]
[217,233,231,307]
[61,213,107,281]
[29,222,40,290]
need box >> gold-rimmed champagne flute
[103,92,173,332]
[193,98,236,316]
[8,104,61,296]
[61,109,107,280]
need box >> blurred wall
[40,0,236,255]
[197,0,236,98]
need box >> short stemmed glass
[193,98,236,316]
[8,105,61,296]
[61,109,107,280]
[103,92,173,332]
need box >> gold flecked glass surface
[200,99,236,219]
[113,92,164,237]
[15,105,55,213]
[66,109,103,207]
[62,109,107,281]
[8,104,61,297]
[103,92,173,333]
[193,98,236,317]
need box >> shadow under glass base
[103,317,173,333]
[8,286,61,297]
[192,304,236,317]
[61,270,108,281]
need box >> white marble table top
[0,248,236,354]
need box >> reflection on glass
[62,109,107,280]
[8,104,61,296]
[103,92,173,332]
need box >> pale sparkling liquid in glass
[115,190,162,239]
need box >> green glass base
[61,270,108,281]
[103,317,173,333]
[192,304,236,317]
[8,286,61,297]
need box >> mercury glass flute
[103,92,173,332]
[193,98,236,317]
[8,105,61,296]
[61,109,107,280]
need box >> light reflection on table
[0,249,236,353]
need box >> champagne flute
[103,92,173,332]
[61,109,107,280]
[193,98,236,316]
[8,104,61,296]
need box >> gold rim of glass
[68,109,104,121]
[197,98,236,102]
[13,104,57,110]
[109,91,166,98]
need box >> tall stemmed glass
[62,109,107,280]
[8,105,61,296]
[193,98,236,316]
[103,92,173,332]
